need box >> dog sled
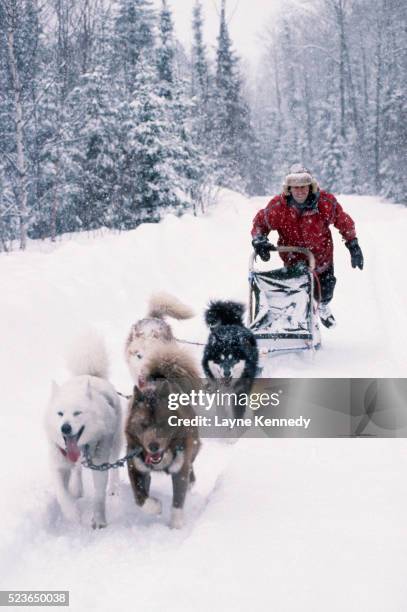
[248,246,321,367]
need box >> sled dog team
[45,293,259,530]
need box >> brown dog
[125,347,201,529]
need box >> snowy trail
[0,190,406,611]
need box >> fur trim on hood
[282,164,319,195]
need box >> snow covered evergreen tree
[156,0,174,98]
[213,0,241,187]
[113,0,156,95]
[191,0,210,101]
[213,0,260,193]
[126,64,181,223]
[154,0,206,215]
[63,70,120,231]
[317,101,346,192]
[191,0,215,147]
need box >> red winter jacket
[251,191,357,273]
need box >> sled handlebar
[249,246,316,272]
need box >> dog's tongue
[145,452,161,465]
[65,437,81,462]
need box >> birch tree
[1,0,30,248]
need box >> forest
[0,0,405,250]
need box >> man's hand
[345,238,364,270]
[252,235,276,261]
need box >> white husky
[45,331,122,528]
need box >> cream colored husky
[124,292,195,387]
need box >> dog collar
[140,444,185,468]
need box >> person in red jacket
[251,165,364,328]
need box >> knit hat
[283,164,319,195]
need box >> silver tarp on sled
[250,270,312,338]
[248,248,321,358]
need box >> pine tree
[319,123,345,192]
[114,0,156,95]
[190,0,217,203]
[126,64,180,223]
[156,0,174,97]
[63,70,120,231]
[214,0,243,188]
[154,0,205,215]
[191,1,209,101]
[214,1,262,193]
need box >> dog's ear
[51,380,59,397]
[171,380,185,397]
[243,336,256,348]
[157,379,171,399]
[132,385,144,402]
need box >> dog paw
[91,518,107,530]
[91,510,107,529]
[141,497,162,516]
[169,507,184,529]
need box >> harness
[81,445,144,471]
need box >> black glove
[252,235,276,261]
[345,238,364,270]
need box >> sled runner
[248,246,321,367]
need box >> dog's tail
[66,330,109,379]
[142,344,200,392]
[147,292,195,321]
[205,300,245,329]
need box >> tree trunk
[303,77,313,159]
[50,156,61,242]
[374,26,383,193]
[6,20,28,250]
[343,36,360,138]
[332,0,347,138]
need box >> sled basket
[248,246,321,360]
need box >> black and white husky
[202,301,258,418]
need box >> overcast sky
[152,0,283,64]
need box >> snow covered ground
[0,190,406,611]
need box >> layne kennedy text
[168,415,311,430]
